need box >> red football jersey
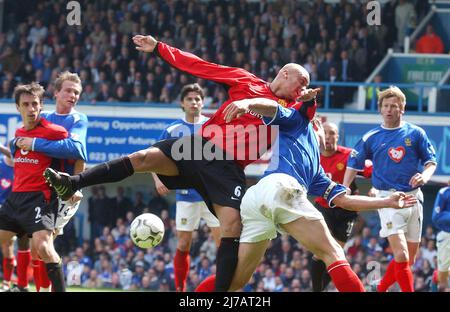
[315,146,372,208]
[315,146,352,208]
[13,118,68,195]
[157,42,315,168]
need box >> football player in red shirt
[0,83,68,292]
[311,121,372,291]
[44,34,319,291]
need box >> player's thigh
[239,184,278,243]
[436,231,450,274]
[129,147,179,176]
[0,233,15,255]
[405,201,423,243]
[31,229,54,251]
[281,218,344,265]
[176,201,202,232]
[229,240,270,291]
[378,207,410,238]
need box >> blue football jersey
[159,116,209,202]
[0,157,13,205]
[36,110,88,175]
[347,122,437,192]
[263,106,347,207]
[432,186,450,233]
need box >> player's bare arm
[409,162,437,188]
[132,34,158,53]
[223,98,279,123]
[343,167,358,193]
[332,192,417,211]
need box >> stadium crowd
[0,0,443,292]
[0,0,431,108]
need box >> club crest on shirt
[405,138,412,146]
[1,178,11,189]
[388,146,405,163]
[181,218,187,225]
[386,222,393,229]
[336,162,345,171]
[277,99,288,107]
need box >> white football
[129,213,165,249]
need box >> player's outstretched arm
[132,35,157,53]
[132,34,254,87]
[332,192,417,211]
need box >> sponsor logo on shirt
[14,157,39,164]
[388,146,405,163]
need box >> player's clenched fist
[133,35,158,53]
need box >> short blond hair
[54,71,82,92]
[377,86,406,109]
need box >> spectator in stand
[415,25,445,54]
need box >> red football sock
[377,259,396,292]
[32,259,41,291]
[327,260,365,292]
[394,261,414,292]
[17,250,31,288]
[174,249,190,292]
[195,275,216,292]
[39,260,51,290]
[2,257,15,283]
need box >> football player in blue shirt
[196,95,416,292]
[343,86,437,292]
[432,180,450,292]
[151,83,220,292]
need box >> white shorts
[176,201,220,231]
[240,173,324,243]
[377,189,423,242]
[436,231,450,272]
[55,191,83,235]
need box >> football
[129,213,165,249]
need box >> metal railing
[309,81,450,112]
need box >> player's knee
[316,241,345,265]
[220,218,241,237]
[393,249,409,263]
[17,235,30,250]
[129,150,149,170]
[176,234,192,251]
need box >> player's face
[181,91,203,116]
[380,96,404,127]
[324,124,339,152]
[16,94,42,129]
[286,71,309,101]
[55,80,82,112]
